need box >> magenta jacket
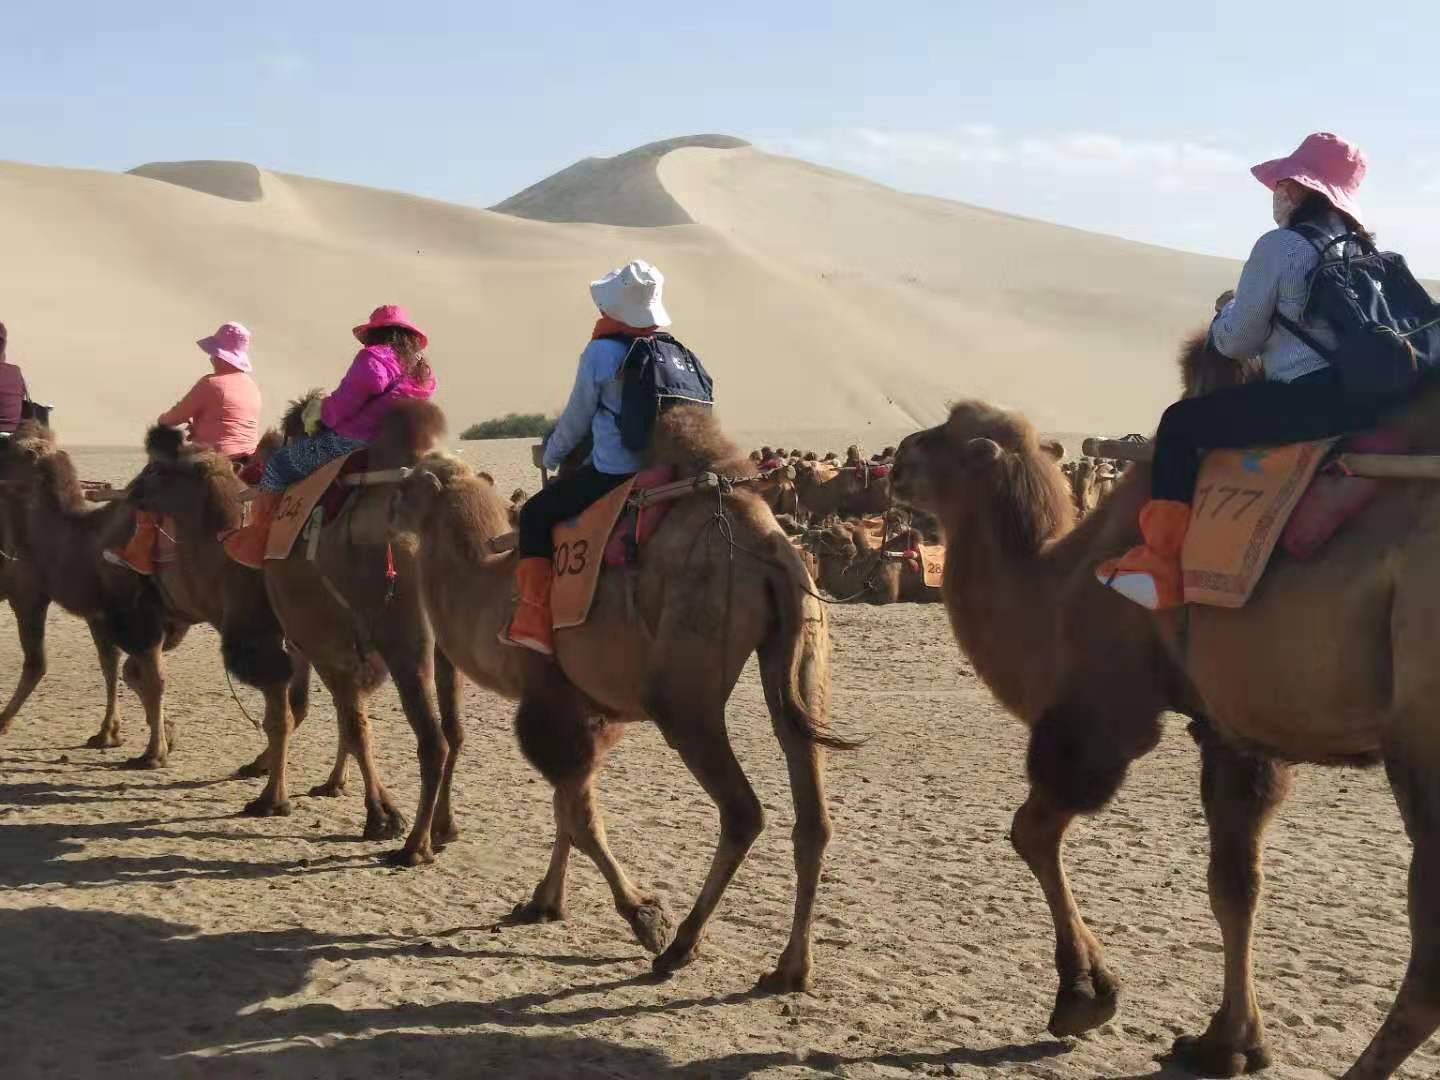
[320,345,436,443]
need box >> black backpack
[601,332,715,452]
[1276,223,1440,395]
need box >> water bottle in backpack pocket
[1276,223,1440,395]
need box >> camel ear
[424,471,444,494]
[964,437,1004,463]
[1038,439,1065,462]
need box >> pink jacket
[321,345,436,443]
[0,359,27,433]
[157,361,263,458]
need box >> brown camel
[892,377,1440,1077]
[807,520,900,604]
[254,396,450,863]
[0,424,182,765]
[792,459,848,521]
[124,425,322,818]
[389,408,847,990]
[0,424,124,740]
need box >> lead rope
[225,666,261,732]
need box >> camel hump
[648,405,749,480]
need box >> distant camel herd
[1,336,1437,1078]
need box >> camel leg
[309,718,351,797]
[1341,750,1440,1079]
[241,683,295,818]
[0,597,50,738]
[339,684,407,841]
[1171,720,1293,1077]
[754,701,832,994]
[512,677,671,953]
[388,665,446,867]
[236,652,312,780]
[121,647,169,769]
[650,705,765,977]
[85,620,123,748]
[431,650,464,847]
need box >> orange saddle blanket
[264,453,363,561]
[550,465,676,630]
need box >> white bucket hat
[589,260,671,328]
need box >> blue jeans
[260,430,365,492]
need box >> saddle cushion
[1280,427,1409,559]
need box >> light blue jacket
[543,337,646,475]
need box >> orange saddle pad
[1181,439,1336,608]
[265,454,356,561]
[550,477,640,630]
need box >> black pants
[1151,370,1395,503]
[518,464,634,560]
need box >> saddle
[264,451,372,561]
[1181,427,1408,607]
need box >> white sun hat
[589,260,671,328]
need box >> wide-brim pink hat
[197,321,252,373]
[353,304,428,350]
[1251,131,1367,228]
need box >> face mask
[1272,185,1303,226]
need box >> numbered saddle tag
[550,478,640,630]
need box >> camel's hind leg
[241,683,295,818]
[1342,750,1440,1078]
[0,597,52,738]
[326,677,405,842]
[85,620,123,748]
[121,646,168,769]
[512,672,672,953]
[387,663,446,866]
[1171,720,1293,1078]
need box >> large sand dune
[0,137,1374,445]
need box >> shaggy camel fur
[0,424,120,739]
[248,396,448,861]
[0,424,183,765]
[391,408,846,990]
[893,373,1440,1077]
[125,426,317,815]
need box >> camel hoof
[121,753,165,770]
[755,967,811,995]
[1047,972,1119,1037]
[1170,1034,1271,1077]
[308,779,345,798]
[432,821,461,847]
[386,846,435,868]
[86,731,122,750]
[627,899,675,955]
[506,899,566,925]
[241,796,293,818]
[234,758,269,780]
[363,807,408,842]
[651,938,701,977]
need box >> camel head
[128,425,244,530]
[280,391,324,445]
[892,401,1074,551]
[391,453,509,546]
[1179,328,1263,399]
[0,423,56,494]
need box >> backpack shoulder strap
[1273,311,1337,362]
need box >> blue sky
[4,1,1438,270]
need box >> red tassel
[385,542,398,602]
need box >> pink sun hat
[1251,132,1368,228]
[352,304,429,350]
[196,322,252,373]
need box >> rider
[108,322,263,574]
[502,260,671,655]
[0,321,27,436]
[223,305,435,569]
[1098,132,1396,610]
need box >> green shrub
[460,413,554,440]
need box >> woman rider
[1098,132,1397,610]
[502,260,671,655]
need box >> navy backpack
[601,332,715,452]
[1277,223,1440,395]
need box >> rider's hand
[1214,290,1235,314]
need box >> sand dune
[0,137,1369,445]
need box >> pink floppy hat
[353,304,428,350]
[196,322,252,373]
[1251,131,1368,228]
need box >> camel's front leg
[1171,720,1293,1078]
[121,647,169,769]
[0,597,51,738]
[241,683,295,818]
[1015,700,1151,1036]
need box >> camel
[389,407,847,990]
[231,395,450,862]
[891,371,1440,1077]
[0,424,186,766]
[807,520,900,604]
[123,426,322,819]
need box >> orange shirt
[158,364,262,457]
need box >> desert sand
[0,436,1431,1079]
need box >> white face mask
[1272,185,1304,226]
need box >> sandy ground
[1,440,1434,1079]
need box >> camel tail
[762,532,862,752]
